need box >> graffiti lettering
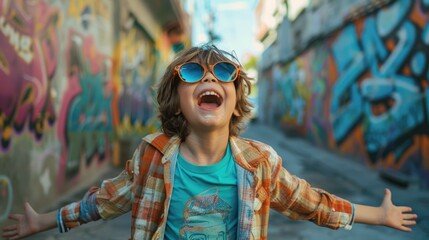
[263,0,429,186]
[330,25,366,143]
[0,0,59,151]
[0,16,33,63]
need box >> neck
[180,129,230,166]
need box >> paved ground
[24,122,429,240]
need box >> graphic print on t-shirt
[179,186,232,240]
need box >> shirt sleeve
[57,186,100,232]
[269,155,355,230]
[57,145,141,232]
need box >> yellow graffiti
[2,126,12,140]
[0,50,10,74]
[114,28,154,91]
[67,0,110,20]
[123,29,146,65]
[35,116,45,133]
[116,115,157,137]
[294,59,311,101]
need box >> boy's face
[177,69,238,133]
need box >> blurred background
[0,0,429,239]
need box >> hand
[380,188,418,232]
[2,202,41,240]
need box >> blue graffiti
[68,73,113,132]
[330,25,366,143]
[411,51,426,76]
[331,0,427,163]
[376,0,412,37]
[362,16,422,158]
[277,63,306,124]
[362,17,388,75]
[361,77,423,153]
[66,71,113,176]
[426,87,429,135]
[380,21,416,77]
[422,22,429,45]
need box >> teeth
[199,91,219,99]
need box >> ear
[233,108,240,117]
[175,109,181,115]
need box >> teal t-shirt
[165,143,238,240]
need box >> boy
[2,45,417,239]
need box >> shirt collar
[143,133,265,171]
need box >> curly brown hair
[156,44,253,140]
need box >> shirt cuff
[57,208,69,233]
[344,203,355,230]
[57,202,82,231]
[56,187,101,233]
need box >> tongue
[200,102,219,110]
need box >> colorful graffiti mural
[57,30,113,179]
[0,0,172,230]
[330,0,429,168]
[0,0,59,150]
[112,27,159,138]
[265,0,429,187]
[51,0,115,181]
[0,0,186,230]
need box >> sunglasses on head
[174,61,240,83]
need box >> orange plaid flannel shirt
[59,133,354,239]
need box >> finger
[8,214,21,221]
[398,226,412,232]
[385,188,391,197]
[383,188,392,204]
[9,235,22,240]
[24,202,35,213]
[403,213,418,220]
[2,224,17,231]
[2,229,18,238]
[398,206,413,212]
[24,202,37,218]
[402,220,417,226]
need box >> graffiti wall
[262,0,429,187]
[110,23,160,165]
[0,0,164,227]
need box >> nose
[201,71,218,83]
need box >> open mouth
[198,91,222,110]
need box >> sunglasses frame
[174,61,240,83]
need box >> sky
[188,0,260,63]
[187,0,310,64]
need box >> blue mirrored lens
[213,62,237,82]
[179,63,204,82]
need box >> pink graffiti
[0,0,59,150]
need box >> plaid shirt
[59,133,354,239]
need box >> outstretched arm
[354,188,418,231]
[2,202,57,240]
